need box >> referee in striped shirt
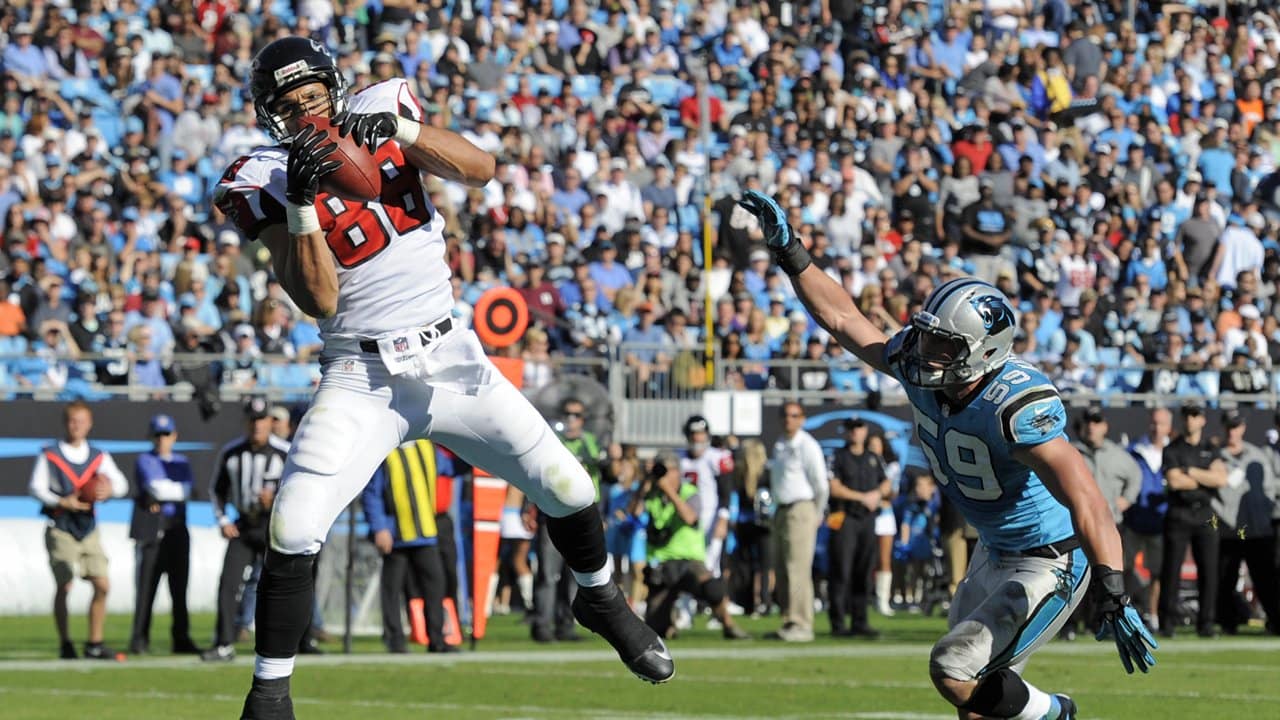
[203,397,290,662]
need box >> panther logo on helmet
[971,295,1014,335]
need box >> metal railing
[2,345,1278,446]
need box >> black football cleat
[241,677,295,720]
[572,583,675,684]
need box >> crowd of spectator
[3,0,1280,402]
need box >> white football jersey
[679,447,734,534]
[213,78,452,339]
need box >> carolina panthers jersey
[678,447,733,535]
[213,78,452,339]
[885,332,1074,552]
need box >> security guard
[361,439,457,653]
[128,414,201,655]
[827,418,888,638]
[1158,405,1227,638]
[633,450,749,640]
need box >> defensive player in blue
[737,190,1157,720]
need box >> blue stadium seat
[570,75,601,101]
[642,76,686,106]
[473,91,499,115]
[184,64,213,87]
[529,74,563,96]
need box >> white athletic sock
[254,654,295,680]
[517,572,534,609]
[572,565,613,588]
[1011,680,1052,720]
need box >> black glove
[331,110,399,152]
[285,124,342,206]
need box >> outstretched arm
[736,190,892,375]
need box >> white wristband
[286,203,320,235]
[394,115,421,145]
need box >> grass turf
[0,611,1276,719]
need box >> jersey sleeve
[349,78,425,123]
[997,383,1067,447]
[212,149,288,239]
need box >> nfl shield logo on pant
[393,336,410,353]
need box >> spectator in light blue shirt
[1197,128,1235,199]
[1046,308,1098,366]
[3,24,48,86]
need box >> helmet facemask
[901,310,1008,388]
[258,75,349,144]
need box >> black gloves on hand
[285,124,342,206]
[331,110,400,152]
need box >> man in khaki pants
[29,401,129,659]
[766,401,829,642]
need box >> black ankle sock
[544,506,608,575]
[251,676,290,697]
[255,551,318,659]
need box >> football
[299,115,383,202]
[77,473,110,504]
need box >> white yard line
[1,637,1275,673]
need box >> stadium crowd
[1,1,1280,400]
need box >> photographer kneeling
[632,451,750,640]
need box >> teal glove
[736,190,811,275]
[736,190,793,248]
[1094,565,1158,674]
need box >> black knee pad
[700,577,727,606]
[960,668,1030,719]
[544,507,607,575]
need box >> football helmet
[249,36,348,144]
[683,414,710,456]
[900,278,1017,388]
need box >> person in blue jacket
[128,413,201,656]
[361,440,457,654]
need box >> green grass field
[0,611,1276,719]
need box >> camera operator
[631,450,749,641]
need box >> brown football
[299,115,383,202]
[78,473,109,504]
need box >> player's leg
[931,547,1088,719]
[242,383,406,719]
[426,356,673,682]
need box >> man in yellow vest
[361,439,457,653]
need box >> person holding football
[28,401,129,660]
[736,190,1157,719]
[215,37,673,719]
